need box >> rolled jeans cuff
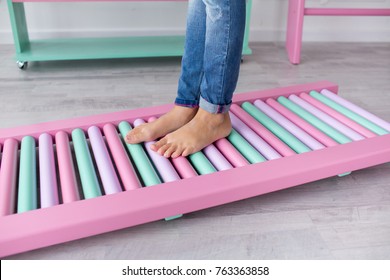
[199,96,231,114]
[174,98,200,108]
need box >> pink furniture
[0,81,389,257]
[286,0,390,64]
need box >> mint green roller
[71,128,101,199]
[17,136,37,213]
[188,152,216,175]
[242,102,311,154]
[310,91,389,135]
[278,96,352,144]
[118,121,161,187]
[227,129,266,164]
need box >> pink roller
[55,131,80,203]
[171,156,198,179]
[134,118,180,183]
[147,117,197,179]
[0,139,18,216]
[230,104,295,157]
[103,123,142,190]
[289,95,365,141]
[39,134,59,208]
[253,99,325,151]
[88,126,122,195]
[229,111,281,160]
[214,138,249,167]
[266,98,338,147]
[321,89,390,132]
[203,144,233,171]
[300,92,376,138]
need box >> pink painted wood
[203,144,233,171]
[286,0,390,64]
[0,139,19,216]
[0,81,389,257]
[230,104,296,157]
[214,138,249,168]
[305,8,390,16]
[253,99,325,151]
[286,0,305,65]
[6,81,389,258]
[266,98,338,147]
[88,126,123,194]
[103,123,142,190]
[229,111,281,160]
[299,92,376,139]
[1,132,389,257]
[55,131,80,203]
[39,133,59,208]
[171,156,198,179]
[321,89,390,132]
[288,94,365,141]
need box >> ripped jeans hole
[204,2,222,22]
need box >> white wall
[0,0,389,45]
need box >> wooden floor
[1,42,389,260]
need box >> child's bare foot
[151,108,232,158]
[125,106,198,144]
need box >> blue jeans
[175,0,246,114]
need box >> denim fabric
[175,0,246,114]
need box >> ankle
[173,105,198,119]
[198,108,229,122]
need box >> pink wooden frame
[1,81,389,257]
[286,0,390,64]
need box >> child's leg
[126,0,207,144]
[153,0,246,158]
[199,0,246,114]
[175,0,207,108]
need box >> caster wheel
[241,57,244,63]
[17,61,28,70]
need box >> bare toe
[171,146,185,158]
[126,105,198,145]
[157,142,171,156]
[151,137,168,151]
[163,145,176,158]
[171,149,182,159]
[182,147,194,157]
[126,124,153,144]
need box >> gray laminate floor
[1,42,389,259]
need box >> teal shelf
[16,36,186,62]
[16,36,252,62]
[8,0,253,66]
[243,45,252,56]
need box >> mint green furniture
[7,0,253,69]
